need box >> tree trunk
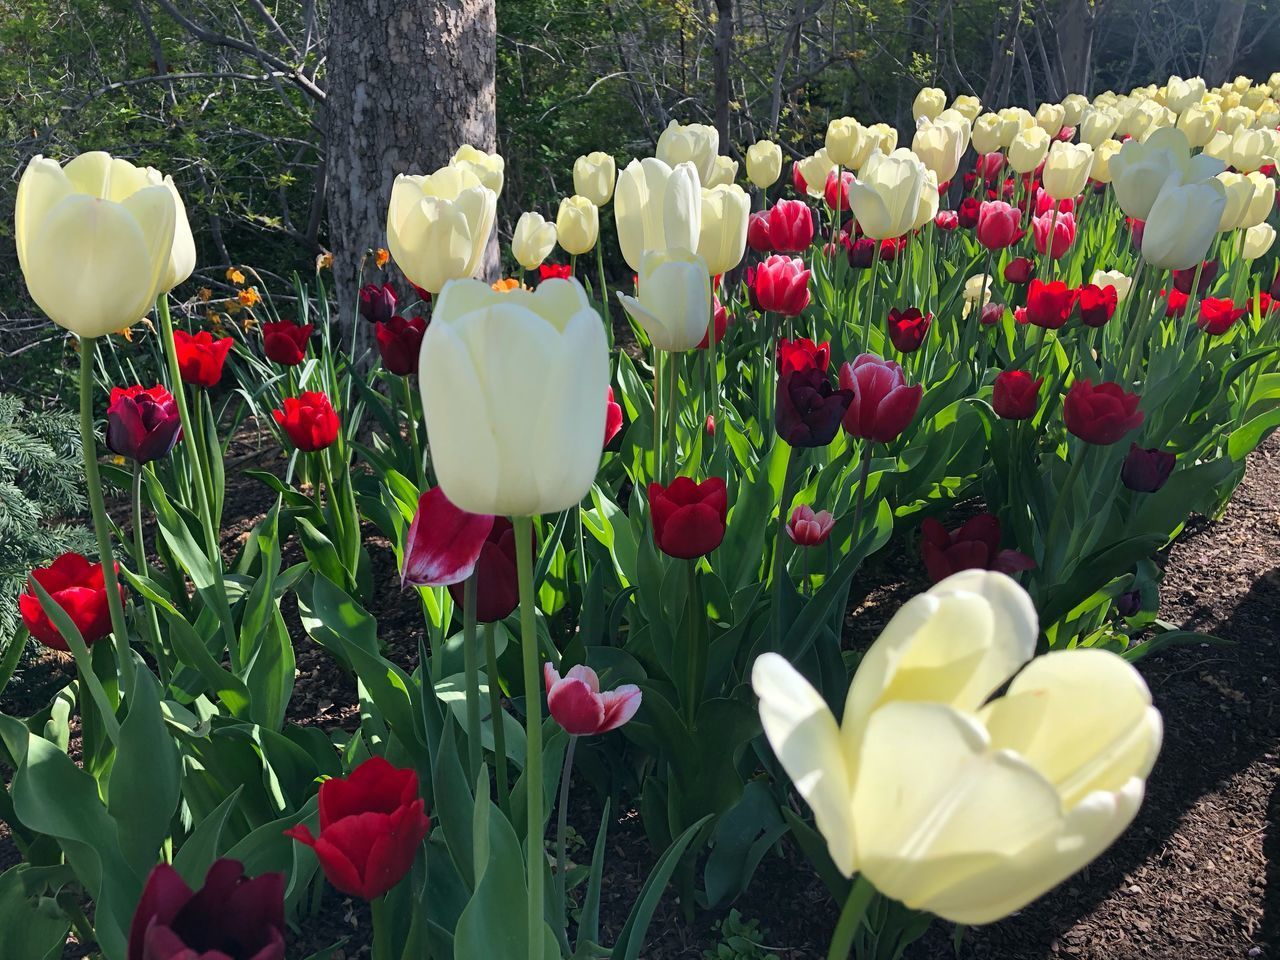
[713,0,735,151]
[325,0,496,336]
[1203,0,1246,86]
[1057,0,1094,93]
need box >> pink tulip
[400,487,494,588]
[786,505,835,547]
[838,354,923,443]
[1032,210,1076,260]
[543,663,642,736]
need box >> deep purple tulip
[1120,444,1175,492]
[775,368,854,448]
[106,385,182,464]
[359,282,398,324]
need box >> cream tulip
[451,144,505,196]
[1242,85,1270,110]
[555,196,599,255]
[795,149,836,199]
[1232,75,1252,94]
[951,94,983,124]
[963,273,993,310]
[1165,75,1206,114]
[1176,102,1220,148]
[1090,269,1132,301]
[697,184,750,275]
[912,86,946,121]
[1060,93,1089,127]
[1125,99,1170,141]
[848,149,926,240]
[1042,142,1094,200]
[511,211,557,270]
[704,155,739,189]
[1244,223,1276,260]
[1091,139,1122,183]
[387,166,497,294]
[573,152,617,206]
[912,117,967,183]
[1220,106,1255,134]
[1229,127,1272,173]
[1202,129,1233,163]
[1216,172,1254,232]
[913,170,940,231]
[746,140,783,187]
[418,278,608,516]
[613,158,701,273]
[972,114,1004,155]
[1035,102,1067,134]
[616,248,711,352]
[753,571,1161,924]
[1008,126,1051,174]
[997,107,1035,146]
[1255,101,1280,129]
[1109,126,1224,221]
[1141,171,1227,270]
[656,120,719,184]
[1240,171,1277,229]
[1079,107,1121,148]
[15,151,194,338]
[863,123,900,161]
[826,117,865,168]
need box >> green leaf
[575,798,610,951]
[172,788,244,887]
[610,815,713,960]
[0,865,70,959]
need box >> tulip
[705,155,739,188]
[261,319,311,367]
[934,210,959,230]
[604,386,623,446]
[746,139,783,188]
[173,330,233,388]
[617,248,712,350]
[420,278,608,516]
[16,152,194,337]
[979,302,1005,326]
[849,149,926,239]
[1172,260,1218,294]
[919,515,1035,583]
[948,94,981,123]
[1032,210,1076,260]
[540,263,572,283]
[1165,76,1206,113]
[1163,288,1190,317]
[992,370,1042,420]
[1004,257,1035,285]
[273,392,340,452]
[975,200,1023,250]
[767,199,815,252]
[776,368,854,448]
[826,117,865,168]
[512,211,558,270]
[656,120,719,183]
[1024,279,1077,330]
[1239,171,1277,228]
[285,757,431,901]
[544,663,642,735]
[1141,172,1227,270]
[1033,188,1074,217]
[1061,93,1089,126]
[18,553,127,652]
[359,282,398,324]
[449,518,524,621]
[106,385,182,464]
[614,158,701,272]
[1121,444,1176,493]
[912,86,946,121]
[963,274,994,314]
[698,297,730,350]
[913,170,941,230]
[795,149,836,199]
[1244,223,1276,260]
[387,166,496,294]
[451,144,505,195]
[554,195,598,257]
[863,123,900,163]
[825,169,855,211]
[374,315,427,376]
[697,184,751,275]
[886,307,932,353]
[1202,129,1233,164]
[1035,102,1067,134]
[846,237,877,268]
[1008,127,1051,174]
[972,114,1004,155]
[786,504,836,547]
[1110,126,1224,221]
[649,476,728,559]
[1229,127,1271,172]
[1216,172,1254,232]
[400,486,494,588]
[839,354,922,443]
[750,255,811,316]
[777,337,830,375]
[1077,284,1119,327]
[975,152,1006,183]
[1176,102,1219,147]
[573,152,617,206]
[129,860,285,960]
[913,117,968,183]
[1251,292,1278,316]
[1197,298,1247,335]
[1221,105,1256,134]
[746,210,772,252]
[1064,380,1144,444]
[791,161,810,196]
[1090,139,1122,184]
[1090,270,1132,301]
[752,570,1162,922]
[1079,107,1121,148]
[1042,141,1093,199]
[957,197,981,229]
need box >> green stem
[402,375,423,488]
[860,249,882,350]
[485,621,511,816]
[770,446,801,651]
[1045,443,1090,576]
[666,350,678,479]
[131,465,168,683]
[371,894,392,960]
[575,506,588,596]
[653,351,663,484]
[852,440,874,533]
[554,734,578,940]
[595,235,613,350]
[463,575,481,781]
[514,516,545,960]
[79,337,134,704]
[684,559,703,725]
[826,875,875,960]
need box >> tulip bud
[1142,172,1227,270]
[934,210,959,231]
[1110,126,1225,222]
[1042,142,1094,200]
[375,315,427,376]
[863,123,900,163]
[1229,127,1272,173]
[617,248,712,350]
[919,515,1034,583]
[912,86,947,121]
[656,120,719,183]
[1079,107,1121,148]
[766,199,815,252]
[387,166,496,294]
[1090,139,1122,184]
[273,391,340,452]
[556,195,599,255]
[992,370,1041,420]
[262,319,312,367]
[786,504,836,547]
[1090,269,1132,301]
[705,156,738,190]
[825,117,865,168]
[106,384,183,466]
[1121,444,1176,493]
[448,518,525,621]
[512,211,558,270]
[1032,210,1077,260]
[1197,297,1247,335]
[1177,102,1220,147]
[649,476,728,559]
[697,185,751,275]
[975,201,1023,250]
[971,114,1004,154]
[573,152,617,206]
[615,158,701,272]
[913,117,967,183]
[1077,284,1119,327]
[795,149,836,199]
[746,139,784,188]
[849,149,927,239]
[1064,380,1144,445]
[951,94,983,123]
[1244,222,1276,260]
[1008,127,1051,174]
[1025,279,1077,329]
[1061,93,1089,126]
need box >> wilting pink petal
[401,487,494,588]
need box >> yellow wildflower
[317,251,334,272]
[238,287,261,308]
[375,248,390,268]
[491,277,524,293]
[226,267,246,285]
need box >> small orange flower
[491,278,524,293]
[317,251,334,272]
[238,287,262,308]
[226,267,246,285]
[375,248,390,268]
[115,325,134,342]
[241,314,258,332]
[197,287,213,302]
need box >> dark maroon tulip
[359,282,398,324]
[1172,260,1218,295]
[107,385,182,464]
[1116,590,1142,618]
[886,307,932,353]
[401,487,495,588]
[775,368,853,448]
[128,859,285,960]
[847,237,877,268]
[992,370,1042,420]
[1120,444,1175,492]
[1003,257,1035,286]
[838,354,922,443]
[919,514,1035,584]
[447,518,526,622]
[957,197,981,229]
[375,315,428,376]
[261,319,311,366]
[1064,380,1144,445]
[979,302,1005,326]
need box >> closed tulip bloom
[849,149,926,239]
[1060,93,1089,126]
[285,757,430,902]
[795,149,836,199]
[19,553,127,652]
[919,515,1034,584]
[752,571,1161,922]
[1216,172,1254,231]
[1042,141,1093,199]
[992,370,1042,420]
[863,123,900,162]
[1025,279,1078,329]
[1033,210,1077,260]
[656,119,719,183]
[1220,105,1255,133]
[448,518,525,621]
[825,117,866,168]
[886,307,932,353]
[750,255,811,316]
[976,152,1006,183]
[451,144,504,195]
[1197,297,1248,335]
[129,859,285,960]
[1142,172,1227,270]
[972,114,1004,155]
[421,278,608,516]
[173,330,233,388]
[1064,380,1144,444]
[1077,284,1119,327]
[825,168,856,212]
[512,211,558,270]
[1090,139,1122,183]
[617,248,712,350]
[698,296,730,349]
[976,200,1023,250]
[1172,259,1218,294]
[704,155,739,188]
[359,282,398,324]
[1178,103,1220,148]
[963,274,994,314]
[555,195,599,256]
[786,504,836,547]
[1034,102,1066,134]
[1166,76,1206,113]
[1090,269,1132,301]
[1004,256,1035,285]
[913,171,940,230]
[776,368,854,448]
[951,94,983,123]
[16,152,195,337]
[1239,171,1277,229]
[697,184,750,274]
[544,663,642,736]
[614,157,702,272]
[107,385,182,463]
[957,197,981,228]
[649,476,728,559]
[839,354,922,443]
[1244,223,1276,260]
[375,315,427,376]
[261,319,311,367]
[1008,127,1051,174]
[767,199,815,252]
[913,117,967,183]
[1201,129,1233,164]
[1081,107,1123,149]
[912,86,947,121]
[746,139,784,187]
[604,386,623,446]
[573,151,617,206]
[777,337,830,375]
[747,211,773,252]
[1121,444,1176,493]
[1110,126,1224,221]
[387,166,496,294]
[273,392,339,452]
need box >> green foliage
[703,910,781,960]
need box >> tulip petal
[598,684,642,732]
[401,487,495,588]
[547,677,607,734]
[14,157,73,271]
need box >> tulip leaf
[610,814,713,960]
[161,606,252,718]
[1228,404,1280,461]
[576,798,610,951]
[433,721,476,890]
[703,780,787,907]
[0,865,71,960]
[171,787,243,886]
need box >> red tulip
[129,859,285,960]
[401,487,495,588]
[604,386,624,446]
[18,553,126,651]
[543,663,642,736]
[446,518,526,622]
[992,370,1042,420]
[751,255,811,316]
[876,236,908,262]
[767,200,816,252]
[975,201,1023,250]
[838,354,922,443]
[963,172,978,191]
[1162,288,1190,317]
[791,161,808,196]
[1076,284,1119,327]
[1249,292,1278,315]
[1173,260,1218,295]
[1025,279,1077,329]
[847,236,878,268]
[919,514,1035,584]
[272,391,340,452]
[824,169,854,211]
[747,211,773,252]
[775,368,853,448]
[649,476,728,559]
[106,385,182,464]
[1013,306,1029,325]
[786,504,835,547]
[777,337,830,375]
[976,152,1006,183]
[359,282,398,324]
[934,210,959,230]
[1033,189,1074,217]
[539,263,573,282]
[1197,298,1247,335]
[261,319,311,367]
[375,315,427,376]
[698,297,730,349]
[173,330,233,388]
[285,757,430,901]
[957,197,981,229]
[1121,444,1175,492]
[886,307,932,353]
[1032,210,1076,260]
[1127,217,1145,250]
[1064,380,1144,445]
[1003,256,1035,285]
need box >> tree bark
[713,0,735,151]
[1203,0,1246,86]
[325,0,496,335]
[1056,0,1095,94]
